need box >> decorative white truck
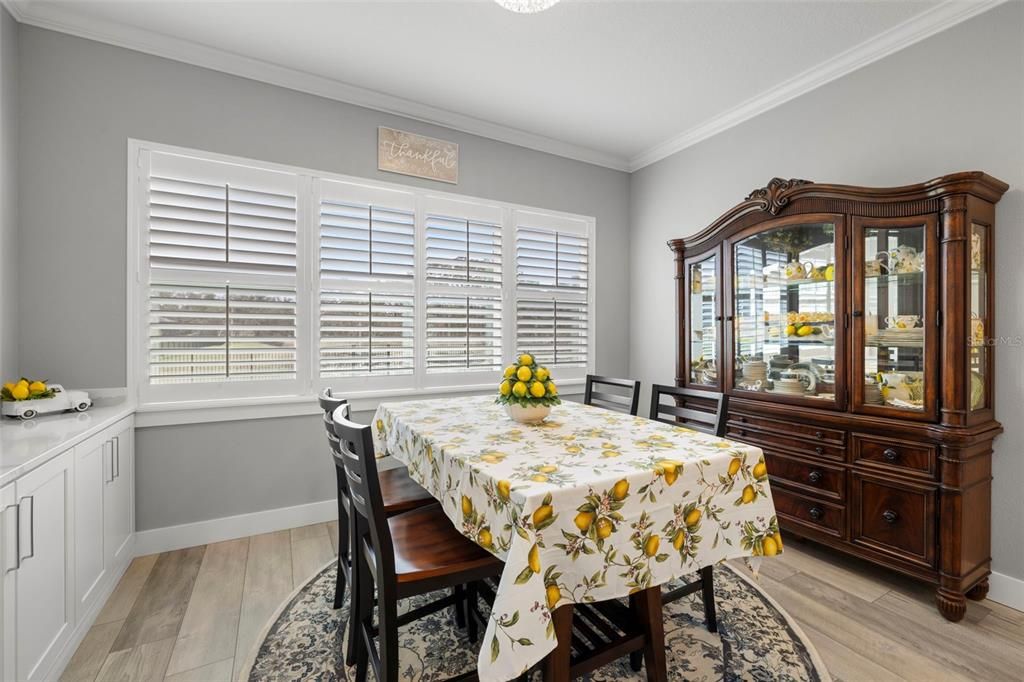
[1,384,92,420]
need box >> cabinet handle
[814,431,824,440]
[3,503,18,573]
[715,315,723,321]
[114,436,120,479]
[883,448,899,462]
[808,470,823,484]
[18,496,34,564]
[808,506,824,521]
[852,311,863,318]
[814,445,825,455]
[726,315,735,321]
[882,509,899,524]
[106,441,115,484]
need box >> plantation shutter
[318,180,416,378]
[145,152,300,388]
[425,215,502,286]
[514,213,591,370]
[425,295,502,372]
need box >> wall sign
[378,127,459,184]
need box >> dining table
[371,394,781,682]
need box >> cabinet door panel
[15,455,74,681]
[1,483,15,682]
[74,437,108,615]
[105,425,133,568]
[684,250,722,389]
[851,215,938,421]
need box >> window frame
[128,139,596,421]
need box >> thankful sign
[378,127,459,184]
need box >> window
[132,142,595,406]
[513,211,591,370]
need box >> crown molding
[627,0,1009,172]
[1,0,631,172]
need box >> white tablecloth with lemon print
[372,395,781,682]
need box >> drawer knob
[814,445,825,455]
[882,509,899,524]
[808,506,824,521]
[883,448,899,462]
[814,431,824,440]
[808,470,823,484]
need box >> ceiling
[7,1,1000,170]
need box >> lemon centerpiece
[496,353,560,424]
[1,378,55,402]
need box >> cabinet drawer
[730,412,846,445]
[853,434,936,478]
[852,474,936,568]
[765,451,845,501]
[772,488,845,538]
[727,425,846,461]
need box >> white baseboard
[135,498,336,555]
[989,571,1024,612]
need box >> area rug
[241,561,830,681]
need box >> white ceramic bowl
[506,403,551,424]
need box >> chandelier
[494,0,560,13]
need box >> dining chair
[332,406,504,682]
[647,383,730,634]
[318,389,437,666]
[584,374,642,416]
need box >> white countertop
[0,396,136,487]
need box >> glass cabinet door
[729,219,841,405]
[852,216,937,419]
[970,221,992,412]
[686,252,720,388]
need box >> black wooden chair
[332,406,504,682]
[647,384,730,635]
[584,375,642,416]
[318,389,437,666]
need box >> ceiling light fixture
[494,0,560,14]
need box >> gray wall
[0,7,17,382]
[14,25,629,530]
[629,2,1024,581]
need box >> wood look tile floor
[62,524,1024,682]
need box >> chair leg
[631,586,667,682]
[379,586,400,682]
[542,604,573,682]
[466,582,479,644]
[353,551,370,681]
[334,497,350,610]
[454,584,467,629]
[344,510,360,666]
[701,565,717,633]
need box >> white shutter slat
[516,227,589,290]
[426,215,501,287]
[320,291,414,377]
[425,296,502,372]
[320,199,415,282]
[515,298,589,369]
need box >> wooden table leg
[630,587,667,682]
[542,604,574,682]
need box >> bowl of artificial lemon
[496,353,560,424]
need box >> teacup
[885,314,920,330]
[784,261,813,280]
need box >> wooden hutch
[670,173,1008,621]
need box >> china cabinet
[670,172,1008,621]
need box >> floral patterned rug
[241,561,830,681]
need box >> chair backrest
[319,388,350,488]
[332,406,395,579]
[584,375,642,416]
[649,384,728,437]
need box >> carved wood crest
[746,177,812,214]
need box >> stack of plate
[742,361,768,383]
[864,382,885,405]
[773,378,806,396]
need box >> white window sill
[135,379,585,428]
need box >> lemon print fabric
[369,394,781,682]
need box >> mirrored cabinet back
[670,172,1009,621]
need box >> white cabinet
[2,413,135,681]
[2,482,16,682]
[104,423,133,568]
[12,453,75,681]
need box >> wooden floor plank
[232,530,295,681]
[773,540,896,602]
[60,620,124,682]
[165,538,250,676]
[290,524,334,589]
[95,554,160,626]
[164,657,234,682]
[326,518,340,555]
[799,623,906,682]
[111,546,207,652]
[95,637,176,682]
